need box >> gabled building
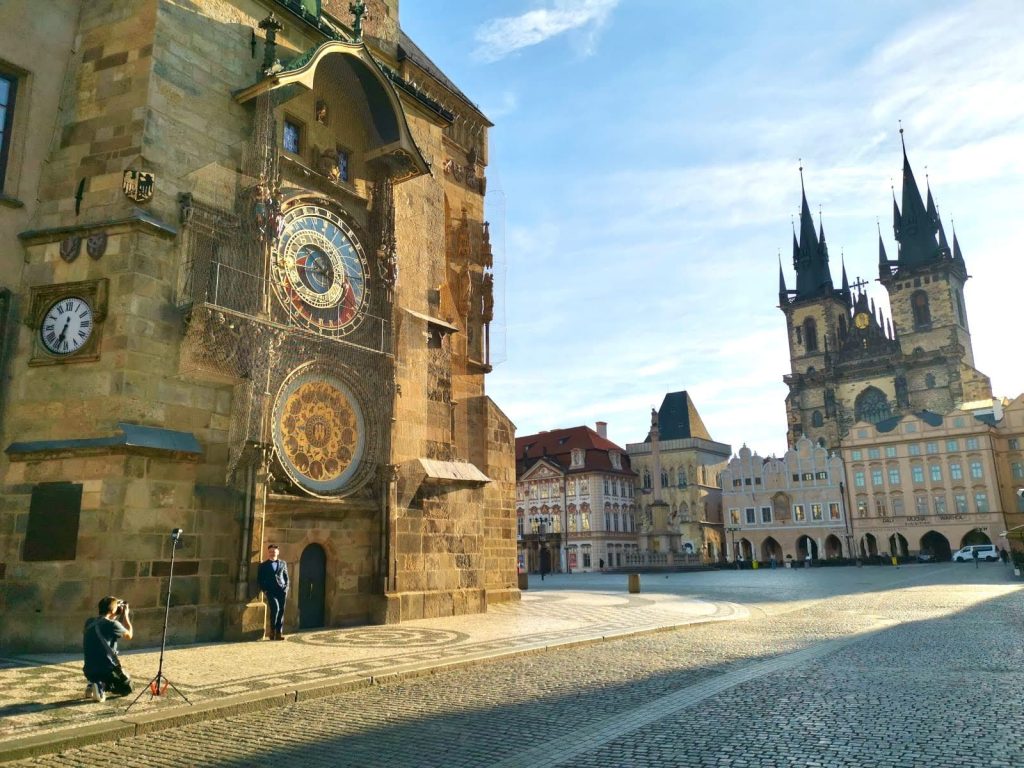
[779,138,992,451]
[720,438,850,563]
[627,392,731,561]
[516,423,638,573]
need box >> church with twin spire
[778,135,992,451]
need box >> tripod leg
[163,677,193,704]
[124,674,162,711]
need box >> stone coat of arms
[122,170,155,203]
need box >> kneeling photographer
[82,596,134,702]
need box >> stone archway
[860,533,878,557]
[761,536,782,563]
[888,532,909,557]
[824,534,843,559]
[797,535,818,560]
[920,530,951,561]
[961,528,991,547]
[738,538,754,561]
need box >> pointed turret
[895,129,940,269]
[778,256,788,305]
[877,224,890,279]
[791,166,837,301]
[892,190,901,240]
[841,260,850,296]
[953,228,965,265]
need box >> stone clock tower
[779,137,991,451]
[0,0,516,651]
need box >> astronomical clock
[268,197,379,498]
[270,199,369,337]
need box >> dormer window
[571,448,584,468]
[609,451,621,469]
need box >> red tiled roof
[516,426,636,478]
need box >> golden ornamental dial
[271,203,368,336]
[854,312,870,330]
[272,364,365,496]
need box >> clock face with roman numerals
[40,296,93,356]
[270,203,368,336]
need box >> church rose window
[854,386,891,425]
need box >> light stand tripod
[127,528,192,710]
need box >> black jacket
[258,558,289,594]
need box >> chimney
[595,421,608,439]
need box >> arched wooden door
[298,543,326,629]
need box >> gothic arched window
[854,386,892,425]
[925,373,936,388]
[661,470,669,488]
[677,468,687,487]
[911,290,931,330]
[643,469,651,489]
[954,288,965,326]
[812,410,824,428]
[803,317,818,352]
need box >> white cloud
[474,0,619,63]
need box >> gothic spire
[877,222,890,279]
[952,227,965,264]
[895,127,940,269]
[792,163,836,301]
[779,254,788,305]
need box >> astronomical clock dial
[40,297,94,356]
[272,364,366,497]
[854,312,870,330]
[271,203,368,336]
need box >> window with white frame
[793,504,806,521]
[745,507,756,524]
[969,461,983,480]
[811,503,823,520]
[954,493,968,514]
[933,495,947,515]
[965,437,979,450]
[974,492,989,513]
[761,506,772,523]
[890,497,904,516]
[0,72,17,192]
[930,465,942,482]
[888,467,900,485]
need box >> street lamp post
[726,526,740,569]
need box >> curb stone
[0,614,735,763]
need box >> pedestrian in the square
[972,547,980,569]
[258,544,289,640]
[770,554,777,569]
[82,596,134,702]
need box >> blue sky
[400,0,1024,456]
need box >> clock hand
[56,317,71,343]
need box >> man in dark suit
[257,544,289,640]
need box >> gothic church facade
[779,138,992,451]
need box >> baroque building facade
[720,438,850,563]
[842,400,1022,560]
[515,423,638,574]
[779,139,992,452]
[0,0,516,651]
[627,392,730,562]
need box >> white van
[952,544,998,562]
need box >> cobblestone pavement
[8,561,1024,765]
[6,563,1023,767]
[0,576,743,746]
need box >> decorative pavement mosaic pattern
[0,587,744,743]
